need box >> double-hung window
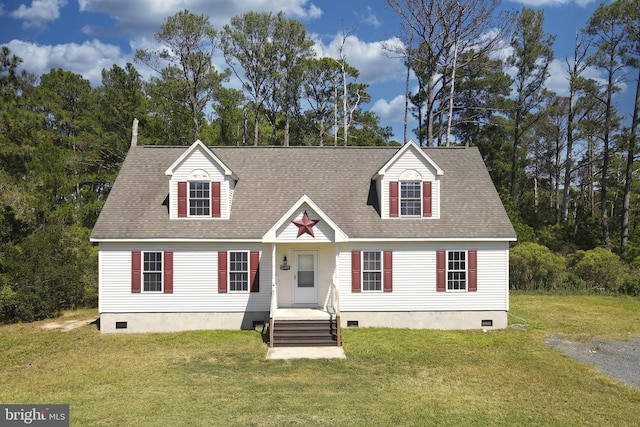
[229,251,249,292]
[131,251,173,294]
[362,251,382,291]
[436,250,476,292]
[390,178,432,218]
[218,251,259,294]
[351,250,392,293]
[447,251,467,290]
[189,181,210,216]
[143,251,163,292]
[400,181,421,216]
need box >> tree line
[1,1,639,322]
[133,9,392,147]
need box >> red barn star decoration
[292,210,320,238]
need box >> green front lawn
[1,295,639,426]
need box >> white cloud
[575,62,627,95]
[306,4,323,19]
[308,30,411,139]
[75,0,325,86]
[372,95,407,124]
[11,0,67,28]
[78,0,323,37]
[504,56,628,104]
[6,39,126,86]
[313,33,405,85]
[507,0,569,5]
[357,6,381,29]
[544,59,570,96]
[506,0,595,6]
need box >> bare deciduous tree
[386,0,512,146]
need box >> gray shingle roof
[90,145,516,241]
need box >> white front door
[293,251,318,306]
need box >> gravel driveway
[545,334,640,389]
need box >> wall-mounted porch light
[280,255,290,270]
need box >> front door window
[294,251,317,305]
[297,254,314,287]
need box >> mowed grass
[1,296,639,426]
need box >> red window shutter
[131,251,141,293]
[177,181,187,217]
[250,251,260,293]
[218,251,228,293]
[383,250,393,292]
[389,181,399,217]
[351,250,361,293]
[211,181,221,218]
[422,181,432,217]
[163,252,173,294]
[436,250,446,292]
[468,250,477,292]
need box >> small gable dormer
[165,140,237,220]
[375,140,443,220]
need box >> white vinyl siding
[338,242,509,312]
[98,243,270,313]
[98,241,508,316]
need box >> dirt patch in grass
[40,318,96,331]
[545,334,640,390]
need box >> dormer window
[400,181,421,217]
[177,169,221,218]
[165,141,238,220]
[389,169,432,218]
[189,181,210,216]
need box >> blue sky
[0,0,632,142]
